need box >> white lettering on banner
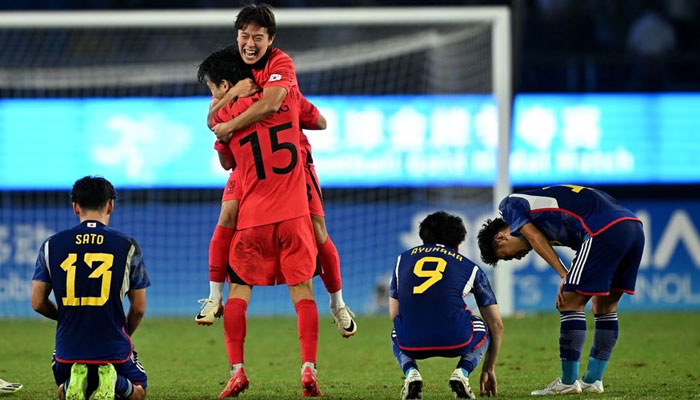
[93,114,191,183]
[561,106,601,150]
[0,225,11,265]
[0,223,55,267]
[344,109,383,150]
[13,223,54,265]
[516,106,557,150]
[0,272,32,302]
[389,107,427,151]
[653,210,700,269]
[430,108,470,148]
[632,274,700,304]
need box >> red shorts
[305,163,324,217]
[222,170,242,202]
[229,215,317,286]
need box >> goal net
[0,7,512,317]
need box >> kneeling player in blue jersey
[390,211,503,399]
[31,176,150,400]
[478,185,644,395]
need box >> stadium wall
[1,198,699,317]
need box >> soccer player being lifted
[199,47,323,398]
[197,2,357,339]
[390,212,503,399]
[478,185,644,395]
[31,176,149,400]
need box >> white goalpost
[0,7,513,317]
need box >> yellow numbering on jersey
[544,184,591,193]
[412,256,447,294]
[60,253,114,306]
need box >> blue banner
[3,93,699,189]
[1,199,698,316]
[511,93,700,184]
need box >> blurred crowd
[2,0,699,92]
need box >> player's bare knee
[558,291,588,312]
[227,284,252,302]
[57,384,66,400]
[311,214,328,244]
[289,279,314,303]
[592,294,621,314]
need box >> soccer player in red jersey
[203,3,356,339]
[199,47,322,398]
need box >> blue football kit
[33,220,150,389]
[499,185,644,295]
[390,244,496,355]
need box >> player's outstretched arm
[519,223,568,278]
[213,86,287,142]
[31,280,57,320]
[126,288,146,336]
[479,304,503,397]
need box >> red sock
[318,237,342,293]
[294,299,318,364]
[209,225,234,282]
[224,298,247,365]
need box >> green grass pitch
[1,312,698,399]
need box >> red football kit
[215,89,316,285]
[251,48,324,216]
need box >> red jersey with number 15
[215,91,308,229]
[252,48,316,163]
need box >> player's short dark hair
[197,45,253,87]
[418,211,467,249]
[235,3,276,38]
[477,217,509,267]
[70,176,116,211]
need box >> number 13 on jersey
[412,256,447,294]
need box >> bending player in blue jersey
[31,176,150,400]
[478,185,644,395]
[390,211,503,399]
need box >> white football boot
[195,298,223,325]
[577,379,604,393]
[0,378,22,394]
[400,369,423,400]
[330,306,357,338]
[531,378,582,395]
[449,368,476,399]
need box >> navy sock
[391,329,417,376]
[583,312,618,383]
[114,374,134,399]
[559,311,586,385]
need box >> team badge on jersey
[87,222,96,228]
[269,74,282,82]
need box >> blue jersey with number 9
[390,244,496,351]
[33,220,150,363]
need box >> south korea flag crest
[269,74,282,82]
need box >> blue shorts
[563,220,644,296]
[394,315,489,360]
[52,351,148,391]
